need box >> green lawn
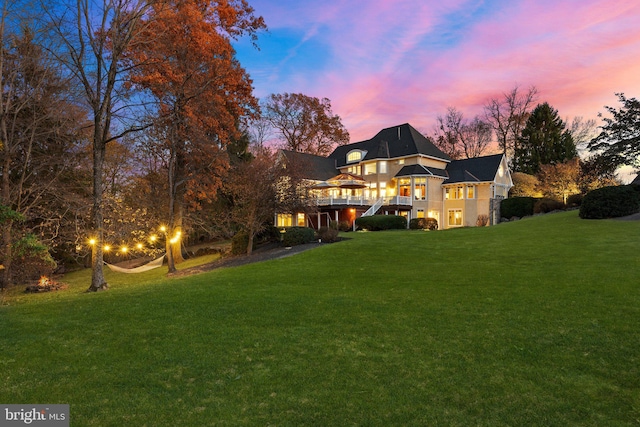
[1,211,639,426]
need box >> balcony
[315,195,376,206]
[313,195,412,207]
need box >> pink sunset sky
[234,0,640,150]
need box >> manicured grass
[1,211,639,425]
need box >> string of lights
[84,225,181,255]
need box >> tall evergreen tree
[588,93,640,170]
[513,102,577,174]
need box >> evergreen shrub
[579,185,640,219]
[534,198,565,214]
[409,217,438,230]
[256,225,281,244]
[566,193,583,207]
[282,227,315,246]
[356,215,407,231]
[501,197,535,218]
[338,221,351,232]
[231,232,252,255]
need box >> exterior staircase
[361,198,384,217]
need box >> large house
[276,123,512,230]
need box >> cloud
[240,0,640,141]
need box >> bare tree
[484,85,538,161]
[433,107,463,159]
[226,147,280,255]
[458,116,493,159]
[46,0,152,291]
[433,107,492,159]
[568,116,597,152]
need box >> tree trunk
[0,137,13,289]
[166,132,185,273]
[246,228,254,255]
[87,129,108,292]
[166,209,184,274]
[0,220,12,289]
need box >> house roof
[329,123,451,168]
[395,164,448,179]
[631,174,640,186]
[443,153,504,184]
[280,150,338,181]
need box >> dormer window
[347,149,365,163]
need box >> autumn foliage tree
[124,0,265,272]
[536,158,581,203]
[264,93,350,156]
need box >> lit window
[397,159,405,165]
[297,213,306,226]
[456,187,464,199]
[277,214,293,227]
[364,163,376,175]
[379,161,388,174]
[414,177,426,200]
[448,209,463,226]
[417,209,425,218]
[347,150,364,163]
[445,188,450,199]
[467,186,475,199]
[348,165,362,175]
[399,178,411,197]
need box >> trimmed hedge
[579,185,640,219]
[409,217,438,230]
[281,226,316,246]
[501,197,535,218]
[355,215,407,231]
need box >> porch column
[317,212,321,229]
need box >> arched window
[347,150,364,163]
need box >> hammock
[105,254,165,274]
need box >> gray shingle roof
[395,164,448,179]
[329,123,451,168]
[444,154,504,184]
[280,150,338,181]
